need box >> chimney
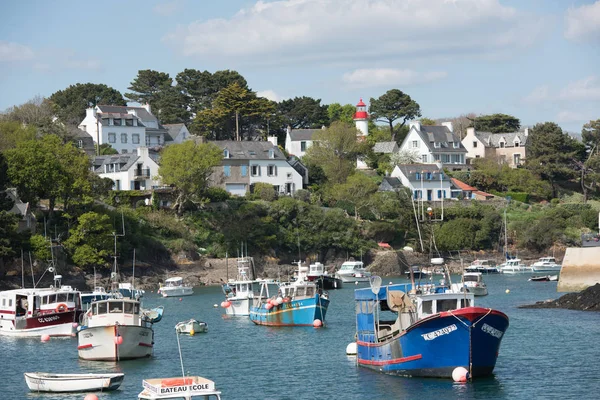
[466,127,475,136]
[86,107,97,119]
[267,136,278,146]
[137,146,149,159]
[143,103,151,114]
[442,121,454,132]
[523,127,529,136]
[409,121,421,131]
[286,125,292,135]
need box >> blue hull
[249,295,329,326]
[357,307,509,378]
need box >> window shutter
[130,181,135,190]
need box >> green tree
[471,113,520,133]
[153,85,191,124]
[328,103,356,125]
[2,97,67,138]
[125,70,173,111]
[582,119,600,152]
[526,122,579,198]
[0,120,36,152]
[98,143,118,155]
[369,89,421,140]
[303,121,361,184]
[49,83,126,125]
[420,117,437,125]
[158,140,223,214]
[64,212,114,270]
[277,96,329,129]
[330,173,379,219]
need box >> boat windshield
[463,275,479,282]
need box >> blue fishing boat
[249,262,329,327]
[354,277,509,379]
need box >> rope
[176,331,185,378]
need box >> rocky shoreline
[519,283,600,312]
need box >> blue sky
[1,0,599,132]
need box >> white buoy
[505,289,510,294]
[452,367,469,382]
[346,342,357,355]
[213,304,218,308]
[355,281,358,285]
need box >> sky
[1,0,599,133]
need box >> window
[121,133,127,143]
[109,301,123,313]
[224,149,230,158]
[109,118,114,126]
[442,154,450,163]
[108,133,116,143]
[415,172,420,180]
[473,141,478,148]
[241,165,247,177]
[422,300,433,314]
[287,172,292,179]
[251,165,260,176]
[115,180,121,190]
[97,302,107,314]
[453,142,459,148]
[101,118,110,125]
[132,134,140,144]
[121,149,127,154]
[268,149,274,159]
[514,142,520,147]
[267,165,277,176]
[412,140,418,148]
[124,302,134,314]
[125,119,133,126]
[422,155,428,162]
[77,139,83,148]
[438,190,445,199]
[475,155,480,158]
[224,165,231,177]
[434,142,440,148]
[300,141,307,151]
[413,190,421,199]
[499,142,505,148]
[514,154,521,165]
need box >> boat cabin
[83,299,146,328]
[0,286,81,320]
[224,281,256,298]
[339,261,365,273]
[138,376,221,399]
[164,277,184,288]
[463,272,483,284]
[308,262,326,277]
[278,280,317,301]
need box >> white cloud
[559,76,600,101]
[163,0,545,65]
[342,68,447,88]
[153,0,185,16]
[0,41,35,62]
[565,1,600,42]
[256,89,285,102]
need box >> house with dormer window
[462,127,528,168]
[91,147,160,191]
[210,139,305,196]
[399,121,468,171]
[284,126,325,158]
[389,164,454,201]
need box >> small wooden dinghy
[24,372,124,392]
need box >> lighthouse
[354,98,368,137]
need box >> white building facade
[92,147,161,191]
[391,164,453,201]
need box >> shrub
[205,187,230,203]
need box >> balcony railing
[134,168,150,178]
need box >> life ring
[55,303,68,313]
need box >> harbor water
[3,274,600,399]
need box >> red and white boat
[0,275,82,337]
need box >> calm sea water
[4,275,600,400]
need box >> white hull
[0,321,76,337]
[78,325,153,361]
[501,267,534,274]
[464,285,488,296]
[25,372,124,392]
[532,266,561,273]
[225,297,251,316]
[160,287,193,297]
[335,273,370,283]
[175,320,207,334]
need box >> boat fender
[55,303,68,313]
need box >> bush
[205,187,230,203]
[251,183,278,202]
[294,189,311,203]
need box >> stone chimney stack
[409,121,421,131]
[442,121,454,132]
[267,136,278,146]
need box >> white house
[390,164,453,201]
[92,147,161,191]
[284,126,323,158]
[79,104,184,154]
[210,140,305,196]
[399,121,468,170]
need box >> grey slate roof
[379,177,403,192]
[373,141,398,153]
[163,123,185,141]
[210,140,286,160]
[394,164,448,183]
[92,153,140,173]
[475,131,528,148]
[416,125,467,153]
[289,129,321,141]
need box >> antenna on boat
[132,248,136,297]
[110,211,126,294]
[21,249,25,289]
[370,276,382,339]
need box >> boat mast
[504,208,508,261]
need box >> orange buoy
[114,335,123,345]
[452,367,469,382]
[41,334,50,342]
[84,394,99,400]
[313,319,323,328]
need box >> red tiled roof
[474,190,494,198]
[450,177,477,191]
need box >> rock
[519,283,600,311]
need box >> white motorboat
[499,259,533,274]
[24,372,124,393]
[158,277,193,297]
[306,262,343,289]
[77,298,155,361]
[221,254,260,316]
[0,272,82,337]
[465,260,500,274]
[175,319,207,335]
[335,260,371,283]
[531,256,562,273]
[138,376,221,400]
[81,286,110,306]
[452,271,488,296]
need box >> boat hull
[160,287,193,297]
[24,372,124,392]
[356,307,509,378]
[225,297,251,316]
[175,320,207,334]
[335,273,370,283]
[77,325,153,361]
[308,275,343,290]
[249,295,329,326]
[0,310,79,337]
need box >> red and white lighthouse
[353,98,369,137]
